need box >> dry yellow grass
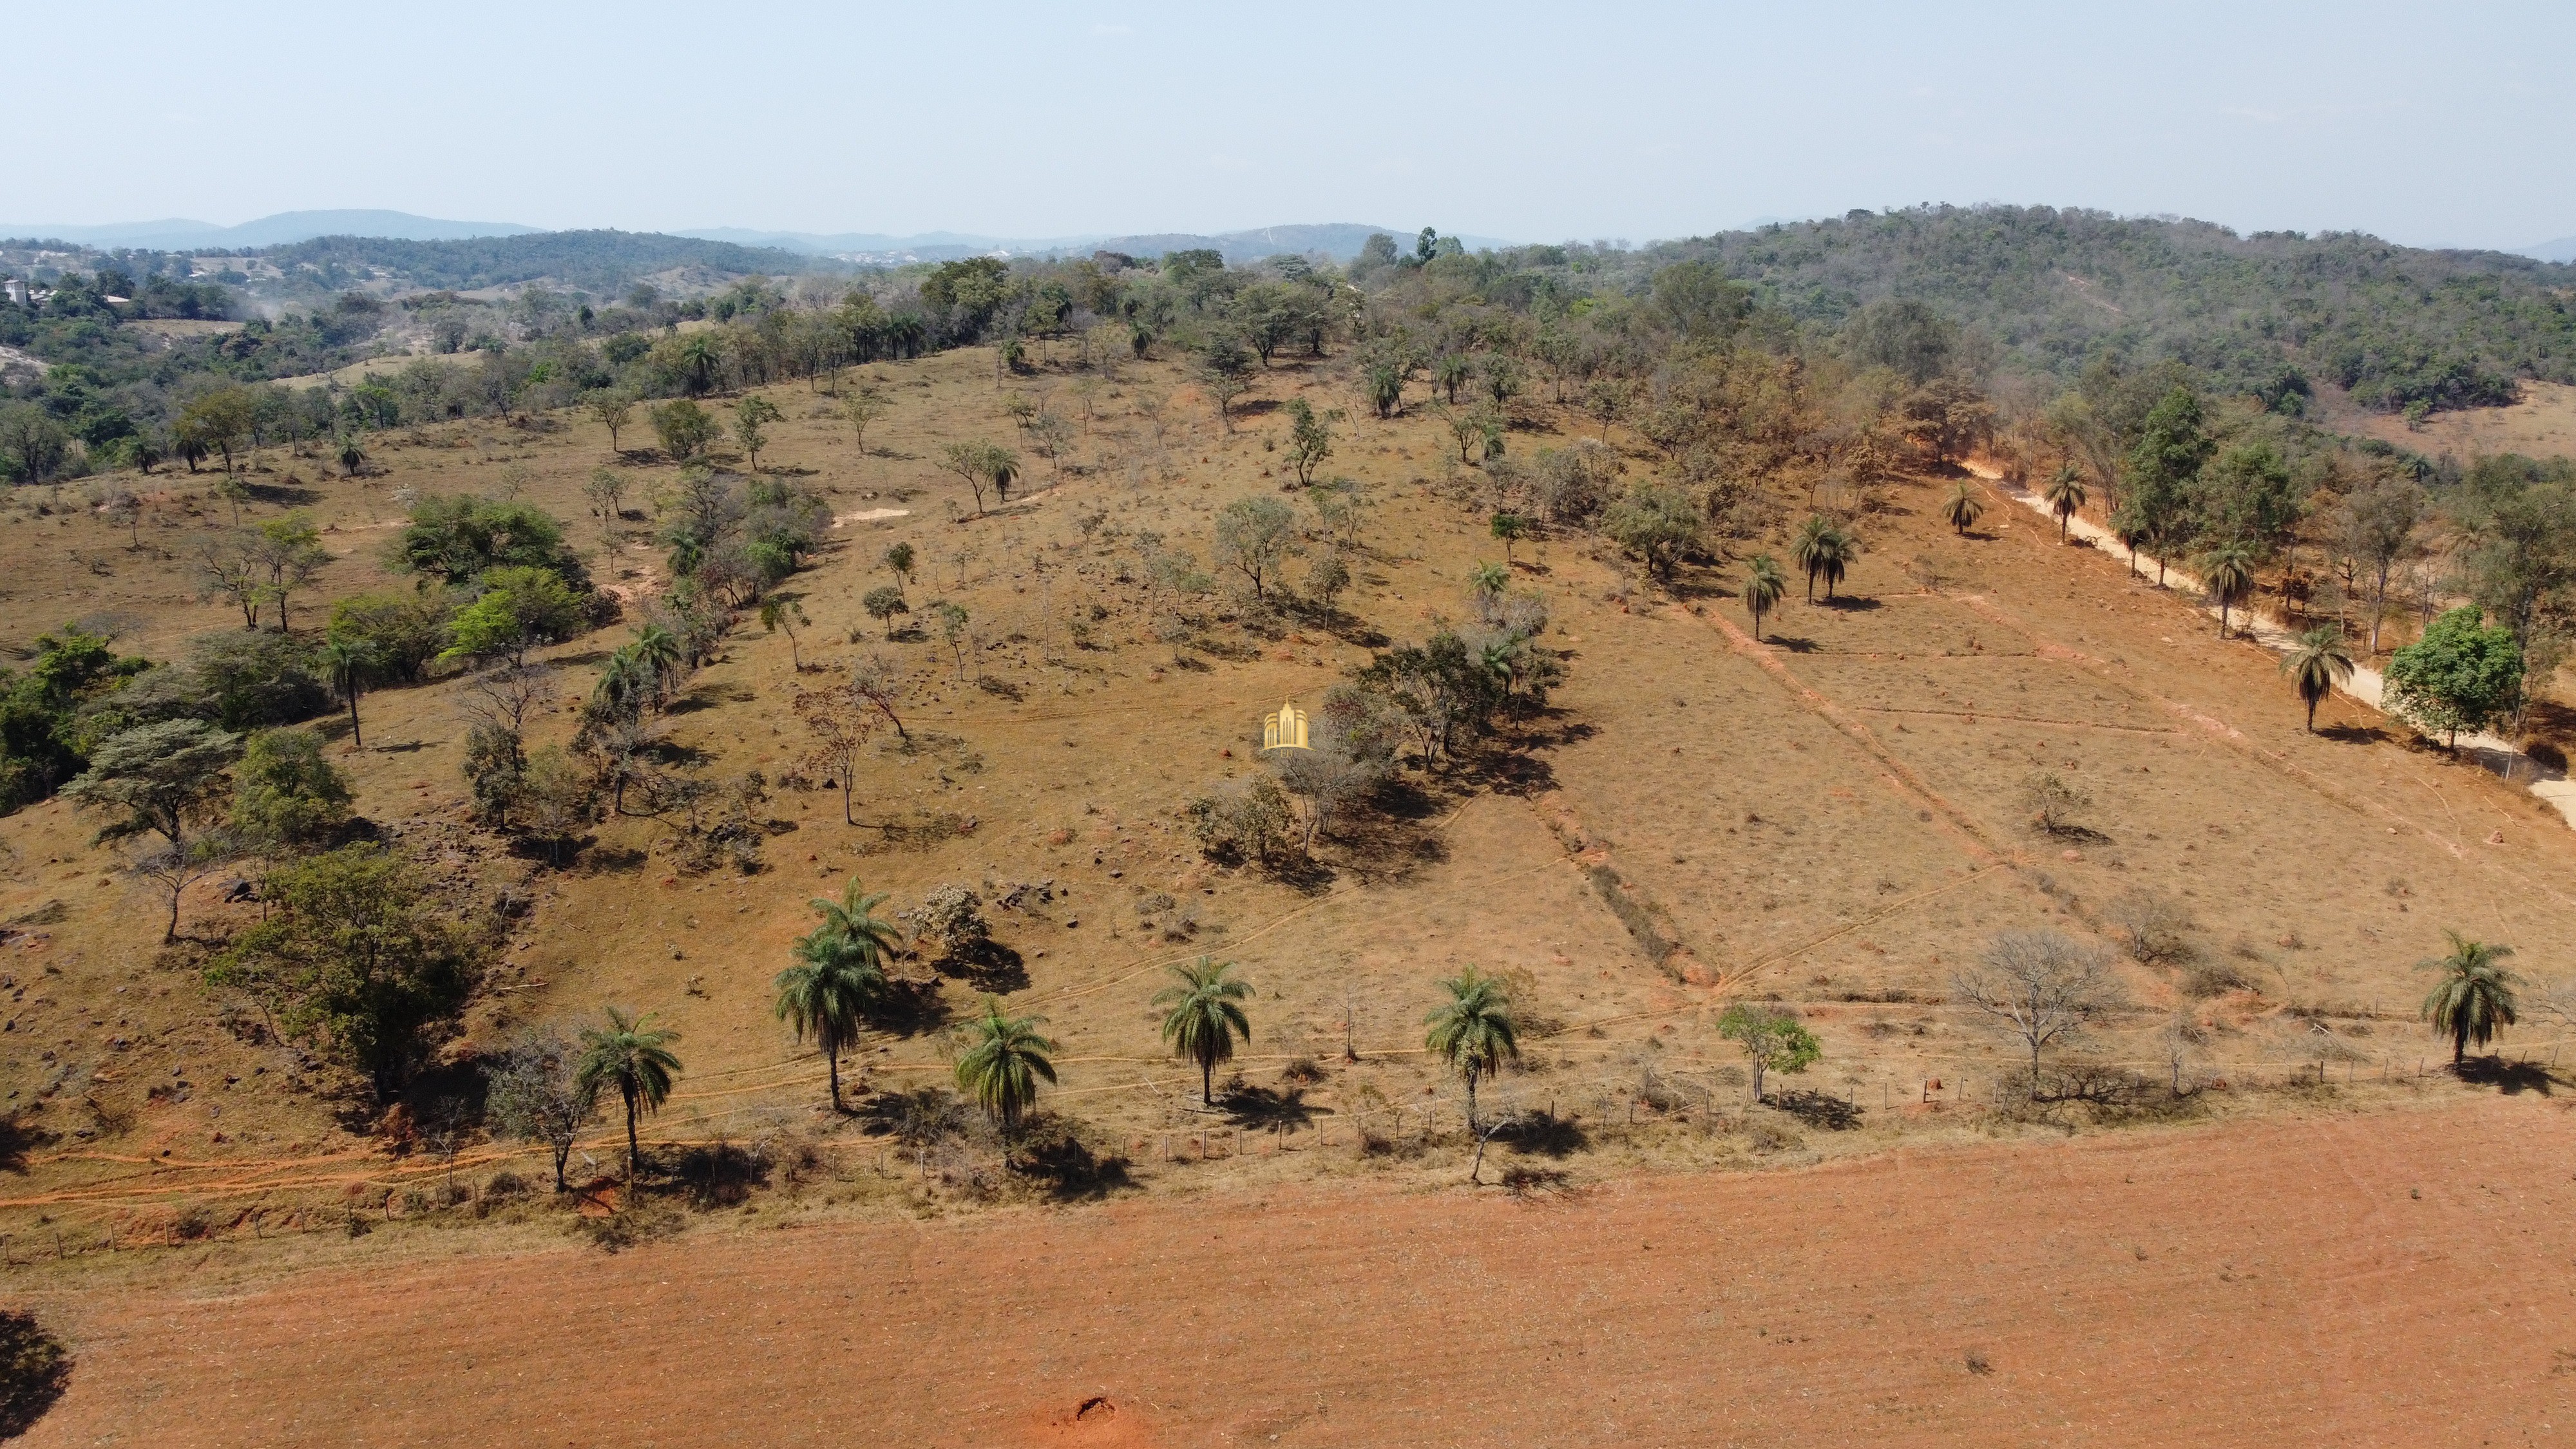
[6,339,2575,1253]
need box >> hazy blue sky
[21,0,2574,249]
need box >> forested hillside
[258,229,823,293]
[1665,206,2576,415]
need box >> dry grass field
[5,338,2576,1441]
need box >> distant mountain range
[2526,236,2576,264]
[1,213,1514,263]
[676,222,1516,264]
[0,210,541,252]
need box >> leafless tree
[459,664,559,739]
[126,833,240,943]
[1952,929,2117,1098]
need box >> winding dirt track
[23,1095,2576,1448]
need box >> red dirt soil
[22,1095,2576,1448]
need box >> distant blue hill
[2523,235,2576,263]
[677,222,1516,263]
[0,210,540,251]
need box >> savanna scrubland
[5,209,2576,1444]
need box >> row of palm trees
[1936,477,2360,735]
[566,909,2523,1189]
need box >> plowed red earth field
[24,1095,2576,1448]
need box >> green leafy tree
[1943,480,1984,536]
[1424,967,1520,1130]
[760,596,810,670]
[1214,495,1299,601]
[882,541,916,592]
[2281,625,2356,732]
[62,719,242,848]
[392,495,585,587]
[576,1007,683,1186]
[841,388,888,451]
[2385,606,2523,748]
[1742,554,1786,640]
[207,843,481,1103]
[2043,464,2087,542]
[650,399,721,460]
[229,728,352,853]
[939,440,1018,515]
[585,389,634,454]
[1715,1003,1822,1103]
[954,997,1058,1132]
[776,881,898,1111]
[732,393,782,471]
[2123,386,2214,585]
[863,585,911,637]
[439,565,588,668]
[1154,956,1254,1106]
[1599,485,1700,581]
[488,1030,598,1192]
[2420,933,2520,1067]
[1489,511,1528,565]
[1284,398,1339,486]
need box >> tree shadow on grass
[931,941,1027,995]
[2456,1056,2554,1096]
[1505,1110,1590,1159]
[867,978,955,1040]
[1221,1084,1324,1132]
[1770,1089,1864,1130]
[1011,1113,1136,1201]
[0,1310,72,1439]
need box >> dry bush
[1746,1119,1805,1153]
[2019,772,2094,836]
[2104,889,2195,965]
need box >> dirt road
[19,1094,2576,1447]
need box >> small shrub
[2020,772,2094,836]
[2104,889,2194,965]
[2181,958,2258,998]
[1746,1119,1805,1153]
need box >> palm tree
[1813,523,1857,601]
[320,637,375,749]
[775,882,898,1112]
[2281,625,2356,732]
[2043,464,2087,542]
[1943,480,1984,536]
[631,623,683,704]
[575,1007,683,1187]
[1424,967,1520,1130]
[1154,957,1254,1105]
[1467,560,1509,601]
[1791,515,1833,602]
[2200,542,2258,637]
[2421,933,2521,1068]
[593,644,652,718]
[955,998,1058,1132]
[1742,554,1785,641]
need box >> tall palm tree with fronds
[2281,625,2356,732]
[775,882,898,1111]
[2199,542,2258,638]
[632,623,683,705]
[2421,933,2520,1068]
[955,998,1058,1132]
[575,1007,683,1187]
[1154,957,1254,1105]
[1425,967,1521,1130]
[592,644,651,718]
[1791,515,1834,602]
[320,636,375,749]
[1742,554,1785,641]
[1943,480,1984,536]
[2043,464,2087,542]
[1812,523,1857,601]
